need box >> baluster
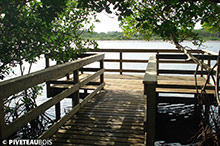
[0,98,6,141]
[201,52,204,77]
[156,51,159,75]
[45,54,61,121]
[55,103,61,121]
[45,54,50,98]
[120,51,123,75]
[207,57,211,83]
[72,70,79,107]
[100,59,104,84]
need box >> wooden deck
[1,50,218,145]
[51,74,145,146]
[157,75,215,94]
[50,73,215,146]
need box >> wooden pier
[0,49,219,146]
[52,74,145,145]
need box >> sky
[94,12,202,33]
[93,12,122,32]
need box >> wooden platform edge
[38,83,105,139]
[143,55,157,146]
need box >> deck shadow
[52,84,145,145]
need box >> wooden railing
[0,48,218,142]
[157,53,218,76]
[143,50,218,146]
[92,49,204,74]
[0,53,104,140]
[143,55,157,146]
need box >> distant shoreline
[96,39,220,42]
[82,30,220,41]
[85,38,220,41]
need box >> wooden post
[100,59,104,84]
[0,98,6,141]
[45,54,61,121]
[216,51,220,107]
[201,53,204,77]
[207,58,211,83]
[120,51,123,75]
[45,54,51,98]
[45,54,50,69]
[55,103,61,121]
[84,89,88,95]
[45,55,61,120]
[143,55,157,146]
[145,83,157,146]
[194,94,202,120]
[219,107,220,117]
[72,70,79,107]
[156,51,159,75]
[66,73,70,80]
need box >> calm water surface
[6,40,220,77]
[98,40,220,51]
[97,40,220,72]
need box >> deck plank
[156,87,215,94]
[51,74,145,145]
[51,74,215,145]
[157,75,215,94]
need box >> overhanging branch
[172,35,219,107]
[171,34,215,74]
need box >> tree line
[81,30,220,40]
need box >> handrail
[94,48,203,53]
[156,53,218,75]
[143,55,157,146]
[143,55,157,86]
[0,54,104,99]
[0,53,105,140]
[91,48,208,74]
[157,54,218,60]
[142,52,218,145]
[202,49,218,56]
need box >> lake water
[96,40,220,73]
[98,40,220,51]
[6,40,220,78]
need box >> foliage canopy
[0,0,99,138]
[120,0,220,45]
[79,0,220,45]
[0,0,98,79]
